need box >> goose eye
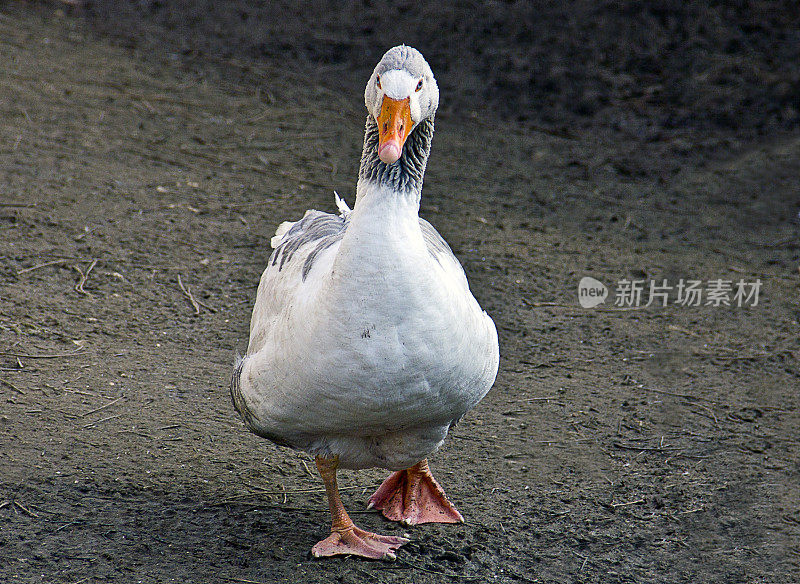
[415,79,423,92]
[376,75,381,89]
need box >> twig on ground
[0,202,36,208]
[517,395,561,401]
[612,442,677,452]
[449,433,482,442]
[521,298,644,311]
[74,259,98,295]
[80,395,124,417]
[220,577,267,584]
[0,348,84,359]
[116,429,154,439]
[0,378,25,395]
[63,387,115,399]
[54,520,82,533]
[195,297,217,313]
[611,498,646,508]
[82,414,121,429]
[178,274,201,314]
[13,500,39,517]
[573,551,590,572]
[691,404,719,426]
[17,259,67,274]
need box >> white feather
[270,221,295,249]
[334,191,351,217]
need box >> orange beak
[376,96,413,164]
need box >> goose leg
[367,459,464,526]
[311,456,409,560]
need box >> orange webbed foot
[312,525,409,560]
[367,459,464,526]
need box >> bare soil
[1,3,799,583]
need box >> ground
[1,2,799,583]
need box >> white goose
[231,46,499,560]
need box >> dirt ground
[1,2,799,583]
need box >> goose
[230,45,499,560]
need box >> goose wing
[419,218,470,293]
[247,194,350,354]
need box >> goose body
[231,45,499,559]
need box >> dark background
[82,0,800,142]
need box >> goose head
[364,46,439,165]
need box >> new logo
[578,276,608,308]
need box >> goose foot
[367,459,464,526]
[313,455,408,560]
[312,525,408,560]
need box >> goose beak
[377,96,413,164]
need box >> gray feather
[359,116,434,195]
[420,218,453,258]
[230,357,293,447]
[269,210,348,281]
